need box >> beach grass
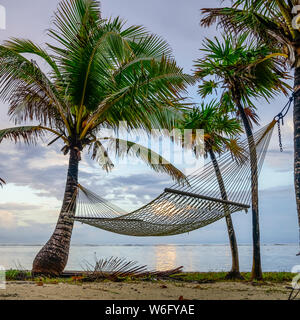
[170,272,295,283]
[4,270,295,284]
[5,269,31,281]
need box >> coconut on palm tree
[194,35,290,279]
[201,0,300,260]
[0,0,194,275]
[178,102,245,278]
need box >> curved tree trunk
[208,149,241,278]
[294,67,300,253]
[32,148,79,276]
[234,95,263,280]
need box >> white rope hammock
[67,120,275,237]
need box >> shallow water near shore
[0,244,299,272]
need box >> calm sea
[0,244,299,272]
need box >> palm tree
[0,0,194,275]
[194,35,289,279]
[201,0,300,259]
[178,102,245,278]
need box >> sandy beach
[0,281,292,300]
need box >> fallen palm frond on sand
[82,256,183,282]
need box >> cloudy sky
[0,0,297,246]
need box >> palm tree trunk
[208,148,241,278]
[233,94,263,280]
[294,67,300,252]
[32,148,79,276]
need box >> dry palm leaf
[83,256,183,282]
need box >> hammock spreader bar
[164,188,250,210]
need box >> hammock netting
[69,121,275,237]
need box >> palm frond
[0,126,45,144]
[83,255,183,281]
[48,0,102,50]
[201,7,291,44]
[178,103,244,160]
[102,137,187,184]
[82,55,195,138]
[83,256,148,281]
[197,80,219,98]
[90,140,114,172]
[237,107,260,128]
[200,4,299,65]
[0,46,70,132]
[224,138,248,165]
[233,0,294,33]
[4,38,62,80]
[195,35,290,107]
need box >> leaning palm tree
[201,0,300,259]
[0,0,194,275]
[194,35,289,279]
[178,102,245,278]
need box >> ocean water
[0,244,299,272]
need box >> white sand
[0,281,292,300]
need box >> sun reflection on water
[154,245,177,270]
